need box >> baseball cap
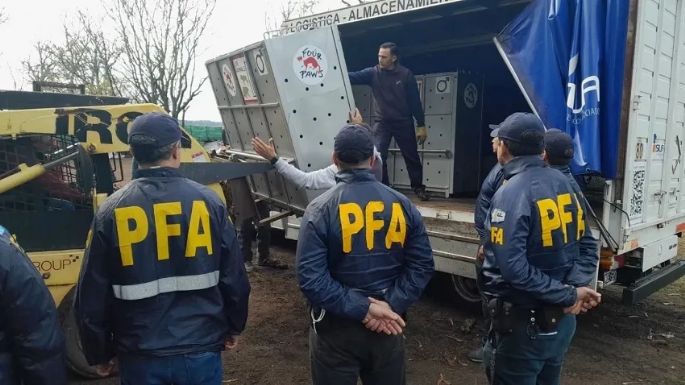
[128,112,182,148]
[334,124,375,164]
[492,112,545,146]
[545,128,575,165]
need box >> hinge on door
[632,95,642,111]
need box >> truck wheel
[450,275,482,304]
[57,288,113,379]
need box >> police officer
[297,124,434,385]
[469,126,505,363]
[0,225,67,385]
[481,113,601,385]
[349,42,430,201]
[544,128,599,287]
[75,112,250,385]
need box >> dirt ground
[71,237,685,385]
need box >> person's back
[300,169,432,312]
[482,157,586,308]
[0,226,66,385]
[76,112,250,385]
[297,124,433,385]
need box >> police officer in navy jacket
[481,113,601,385]
[297,124,434,385]
[75,113,250,385]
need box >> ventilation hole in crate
[273,110,277,114]
[313,117,317,121]
[319,141,323,146]
[284,78,289,83]
[262,93,265,97]
[328,113,332,117]
[334,65,338,70]
[429,88,433,92]
[299,134,304,139]
[440,117,444,120]
[427,162,430,166]
[439,133,443,137]
[340,96,345,100]
[265,79,269,83]
[346,120,350,124]
[305,87,310,91]
[260,122,264,126]
[437,171,441,174]
[280,134,283,138]
[401,169,404,172]
[440,96,444,100]
[320,83,325,87]
[427,178,430,182]
[293,109,297,114]
[307,163,312,168]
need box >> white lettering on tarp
[281,0,461,34]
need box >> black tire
[450,275,482,304]
[57,288,112,379]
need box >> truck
[0,90,270,377]
[206,0,685,305]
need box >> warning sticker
[222,63,237,97]
[233,56,259,104]
[293,45,328,85]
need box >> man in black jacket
[349,42,429,201]
[0,225,66,385]
[75,113,250,385]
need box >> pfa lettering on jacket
[114,200,213,266]
[339,201,407,253]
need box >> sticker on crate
[222,64,237,97]
[293,45,328,85]
[253,49,269,76]
[464,82,478,109]
[233,56,259,104]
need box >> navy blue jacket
[0,226,66,385]
[75,168,250,365]
[552,165,599,287]
[296,170,434,320]
[474,163,504,244]
[481,156,597,308]
[349,65,425,127]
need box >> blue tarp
[496,0,630,178]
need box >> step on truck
[206,0,685,305]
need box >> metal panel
[422,114,453,197]
[623,0,685,233]
[265,27,356,204]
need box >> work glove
[416,126,427,145]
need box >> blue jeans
[119,351,222,385]
[483,314,576,385]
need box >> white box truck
[207,0,685,304]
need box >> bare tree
[110,0,216,122]
[50,11,123,96]
[23,12,123,96]
[22,42,60,83]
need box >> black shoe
[467,346,484,363]
[258,257,288,269]
[414,187,430,201]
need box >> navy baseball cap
[545,128,575,164]
[128,112,182,147]
[492,112,545,146]
[334,124,375,164]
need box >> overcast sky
[0,0,345,121]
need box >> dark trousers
[483,314,576,385]
[118,351,222,385]
[309,315,406,385]
[237,200,270,263]
[374,121,424,189]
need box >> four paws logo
[293,45,328,85]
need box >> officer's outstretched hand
[564,287,602,315]
[252,137,277,161]
[363,298,406,335]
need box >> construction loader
[0,90,269,378]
